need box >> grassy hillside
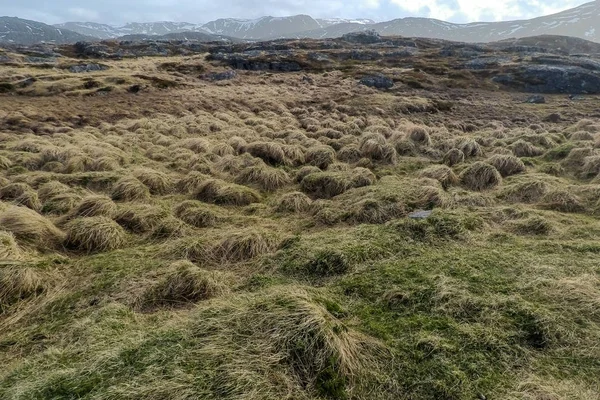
[0,47,599,399]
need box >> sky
[1,0,592,25]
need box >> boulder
[342,30,381,44]
[203,70,237,81]
[525,95,546,104]
[359,75,394,90]
[68,64,109,73]
[543,113,562,123]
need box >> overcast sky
[1,0,591,25]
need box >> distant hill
[0,17,92,44]
[3,1,600,45]
[293,1,600,43]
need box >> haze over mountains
[1,1,599,45]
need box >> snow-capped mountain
[201,15,321,39]
[295,1,600,43]
[55,21,204,40]
[315,18,375,28]
[0,17,91,44]
[3,1,600,45]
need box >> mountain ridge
[1,1,600,45]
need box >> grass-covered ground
[1,45,599,399]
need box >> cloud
[0,0,591,25]
[67,7,100,21]
[389,0,588,22]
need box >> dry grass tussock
[0,206,64,249]
[0,182,42,211]
[486,154,526,177]
[64,216,126,253]
[194,178,261,206]
[174,200,219,228]
[0,265,54,310]
[135,260,229,311]
[132,167,173,195]
[460,162,502,191]
[211,230,279,263]
[0,231,25,260]
[70,194,117,218]
[111,176,151,202]
[235,164,291,191]
[301,168,376,198]
[276,191,313,213]
[114,204,169,233]
[189,287,384,398]
[418,165,458,189]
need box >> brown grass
[276,191,313,213]
[301,168,376,198]
[135,260,228,311]
[0,265,52,310]
[487,154,526,177]
[114,204,168,233]
[511,139,543,157]
[0,182,42,211]
[0,231,24,260]
[0,206,65,249]
[419,165,458,189]
[111,176,151,202]
[133,167,173,195]
[460,162,502,191]
[64,216,127,253]
[443,149,465,167]
[211,230,278,263]
[70,194,117,218]
[235,164,291,191]
[305,145,336,169]
[194,179,261,206]
[174,200,219,228]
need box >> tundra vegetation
[0,37,599,400]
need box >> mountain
[201,15,321,39]
[57,16,377,42]
[4,1,600,45]
[53,22,121,40]
[55,21,204,40]
[315,18,375,28]
[0,17,92,44]
[294,1,600,43]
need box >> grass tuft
[460,162,502,191]
[64,216,126,253]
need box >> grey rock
[308,52,330,62]
[68,63,109,73]
[25,56,57,64]
[464,57,508,70]
[203,70,237,81]
[16,77,36,88]
[359,75,394,89]
[525,95,546,104]
[342,30,381,44]
[543,113,562,123]
[409,210,433,219]
[494,65,600,94]
[0,55,12,63]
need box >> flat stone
[408,210,433,219]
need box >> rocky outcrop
[68,63,109,73]
[493,65,600,94]
[359,75,394,89]
[342,30,381,44]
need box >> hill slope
[0,17,91,44]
